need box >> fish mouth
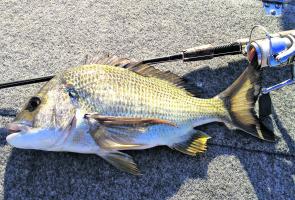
[6,121,34,148]
[5,121,63,150]
[6,121,32,133]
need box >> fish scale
[63,64,225,123]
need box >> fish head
[6,76,79,150]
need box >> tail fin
[218,64,276,142]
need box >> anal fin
[172,130,211,156]
[101,151,141,175]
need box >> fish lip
[6,121,32,133]
[5,123,61,150]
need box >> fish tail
[217,62,276,142]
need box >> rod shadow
[2,59,295,199]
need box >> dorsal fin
[85,54,199,96]
[85,54,132,68]
[127,64,200,96]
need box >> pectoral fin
[172,130,211,156]
[87,114,176,150]
[85,114,176,127]
[101,151,141,175]
[91,126,143,150]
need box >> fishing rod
[1,29,294,90]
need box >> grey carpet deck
[0,0,294,199]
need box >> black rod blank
[141,53,183,64]
[0,76,54,89]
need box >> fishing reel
[245,26,295,118]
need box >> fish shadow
[3,59,295,200]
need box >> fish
[5,55,276,175]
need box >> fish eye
[68,88,79,99]
[26,97,41,112]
